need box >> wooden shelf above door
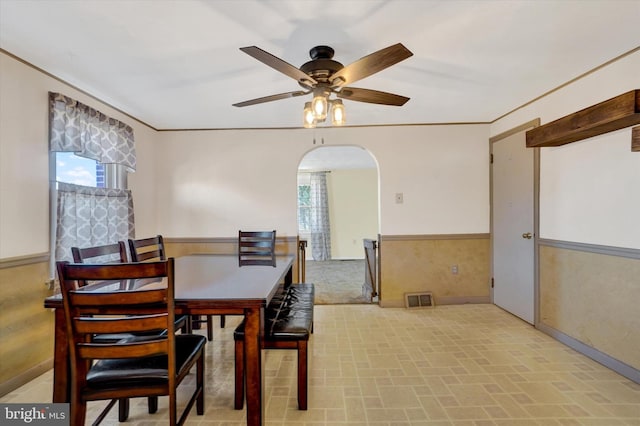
[526,89,640,148]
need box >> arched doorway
[297,145,379,304]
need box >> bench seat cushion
[234,283,314,342]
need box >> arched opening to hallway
[297,145,379,304]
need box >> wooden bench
[234,283,314,410]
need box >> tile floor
[2,304,639,425]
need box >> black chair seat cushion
[86,334,206,388]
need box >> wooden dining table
[44,253,295,426]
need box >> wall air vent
[405,292,434,309]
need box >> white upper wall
[491,50,640,249]
[152,124,490,238]
[0,54,49,258]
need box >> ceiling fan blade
[240,46,317,88]
[337,87,410,106]
[329,43,413,87]
[233,91,309,107]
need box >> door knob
[522,232,532,239]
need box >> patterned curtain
[50,92,136,272]
[310,172,331,261]
[49,92,136,171]
[55,183,135,262]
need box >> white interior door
[492,128,535,324]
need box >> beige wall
[539,245,640,369]
[328,169,379,259]
[379,235,490,307]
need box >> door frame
[490,118,541,325]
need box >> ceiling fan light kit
[331,99,346,126]
[311,87,328,121]
[303,97,345,128]
[233,43,413,128]
[303,102,315,128]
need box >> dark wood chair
[72,241,128,264]
[238,230,277,267]
[71,241,139,419]
[74,240,188,333]
[128,235,212,341]
[218,230,278,329]
[56,259,206,426]
[127,235,167,263]
[71,241,130,291]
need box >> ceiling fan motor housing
[299,45,344,86]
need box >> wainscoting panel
[378,234,491,308]
[539,244,640,372]
[0,255,53,396]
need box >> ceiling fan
[232,43,413,127]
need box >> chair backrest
[128,235,166,262]
[56,259,176,394]
[238,230,276,266]
[71,241,128,263]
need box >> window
[298,183,311,232]
[55,152,102,187]
[54,152,127,188]
[49,152,130,275]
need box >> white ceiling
[1,0,639,131]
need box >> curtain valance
[49,92,136,171]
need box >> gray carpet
[304,259,371,304]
